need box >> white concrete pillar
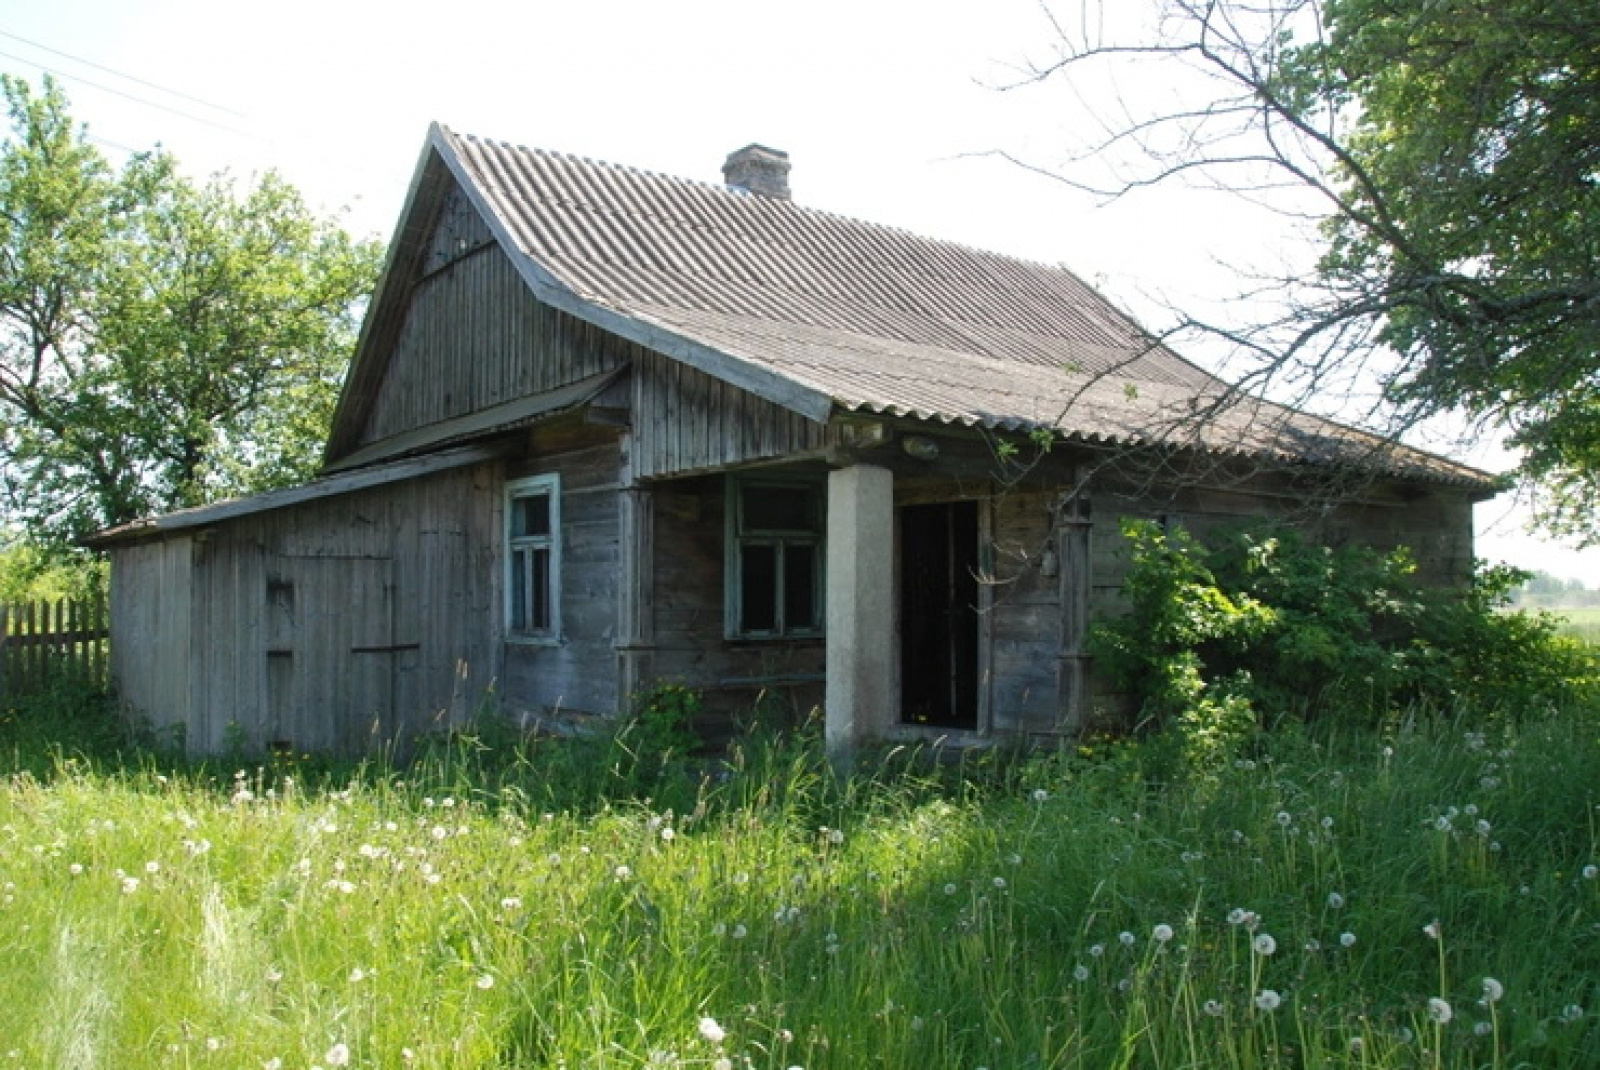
[825,464,896,765]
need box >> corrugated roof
[432,126,1494,488]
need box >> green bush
[1090,520,1600,771]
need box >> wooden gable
[333,182,632,466]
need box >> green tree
[0,75,383,542]
[1012,0,1598,535]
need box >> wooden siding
[500,429,626,721]
[648,474,826,735]
[631,351,828,480]
[111,464,499,756]
[108,538,194,732]
[356,188,631,451]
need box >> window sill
[505,634,563,648]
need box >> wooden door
[265,556,395,754]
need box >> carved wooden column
[1056,491,1092,731]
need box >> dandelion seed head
[325,1043,351,1067]
[1481,977,1504,1003]
[1118,931,1135,947]
[476,973,495,990]
[943,883,958,896]
[1583,864,1598,880]
[698,1016,727,1044]
[1252,933,1277,956]
[1031,789,1049,803]
[1340,932,1357,947]
[1275,811,1293,827]
[1073,965,1089,981]
[1424,919,1442,939]
[1152,923,1174,943]
[1428,997,1453,1024]
[1255,989,1282,1012]
[1327,891,1346,909]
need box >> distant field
[1550,607,1600,643]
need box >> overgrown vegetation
[1091,520,1600,774]
[1,676,1596,1068]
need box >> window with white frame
[505,474,560,641]
[726,477,824,638]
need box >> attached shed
[89,130,1497,756]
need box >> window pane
[741,543,778,632]
[531,548,551,630]
[784,542,817,630]
[511,550,529,630]
[512,493,550,538]
[742,485,817,533]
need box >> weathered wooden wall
[109,463,499,756]
[631,351,827,480]
[647,473,826,736]
[358,189,632,451]
[500,422,626,722]
[108,537,194,732]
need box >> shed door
[900,501,980,729]
[266,556,395,754]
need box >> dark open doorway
[900,500,980,729]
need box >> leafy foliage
[1016,1,1598,536]
[1091,519,1600,770]
[0,76,383,542]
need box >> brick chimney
[722,144,791,200]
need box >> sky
[2,0,1595,584]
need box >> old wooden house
[89,128,1497,756]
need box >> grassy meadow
[1,689,1596,1069]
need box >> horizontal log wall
[500,427,626,722]
[648,474,825,739]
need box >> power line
[0,49,254,139]
[0,28,247,119]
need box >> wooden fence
[0,599,110,698]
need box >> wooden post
[616,476,656,709]
[1056,491,1093,732]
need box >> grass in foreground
[0,700,1596,1069]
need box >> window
[727,477,824,638]
[506,474,560,642]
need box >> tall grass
[0,701,1595,1068]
